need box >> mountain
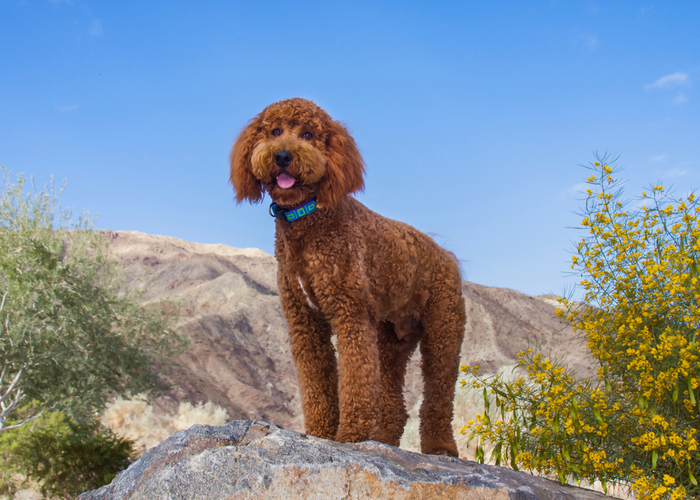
[105,231,593,449]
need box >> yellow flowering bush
[463,155,699,499]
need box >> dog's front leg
[326,298,382,444]
[280,275,339,440]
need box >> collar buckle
[269,202,287,220]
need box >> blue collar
[269,199,318,222]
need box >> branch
[0,364,26,429]
[0,402,57,433]
[0,359,62,433]
[0,364,54,433]
[0,365,24,405]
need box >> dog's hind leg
[377,321,420,447]
[418,275,466,457]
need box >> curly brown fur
[230,98,466,456]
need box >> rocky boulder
[78,420,613,500]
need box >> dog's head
[230,98,365,209]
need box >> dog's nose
[274,150,293,168]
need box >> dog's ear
[318,120,365,208]
[229,116,264,204]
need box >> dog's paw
[421,440,459,458]
[335,424,380,444]
[430,448,458,457]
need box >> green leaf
[557,469,565,484]
[690,469,698,486]
[593,407,603,426]
[652,450,658,469]
[688,376,697,405]
[492,387,508,399]
[490,442,502,467]
[510,441,520,470]
[476,444,484,464]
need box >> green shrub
[0,408,135,499]
[462,156,699,500]
[0,167,187,431]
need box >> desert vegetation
[463,156,700,500]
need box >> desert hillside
[105,231,593,439]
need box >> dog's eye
[301,131,313,140]
[271,128,282,136]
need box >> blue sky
[1,1,698,297]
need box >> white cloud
[651,161,693,180]
[649,154,667,163]
[568,182,589,194]
[634,197,656,210]
[585,34,598,49]
[664,167,688,178]
[57,104,80,112]
[644,72,689,90]
[558,182,590,200]
[89,19,103,37]
[673,92,688,105]
[640,5,653,16]
[575,33,598,50]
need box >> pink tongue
[277,173,296,189]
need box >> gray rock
[78,420,613,500]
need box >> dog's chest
[275,235,322,311]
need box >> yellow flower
[461,158,700,491]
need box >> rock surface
[78,420,612,500]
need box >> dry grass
[101,396,229,456]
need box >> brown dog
[230,98,465,456]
